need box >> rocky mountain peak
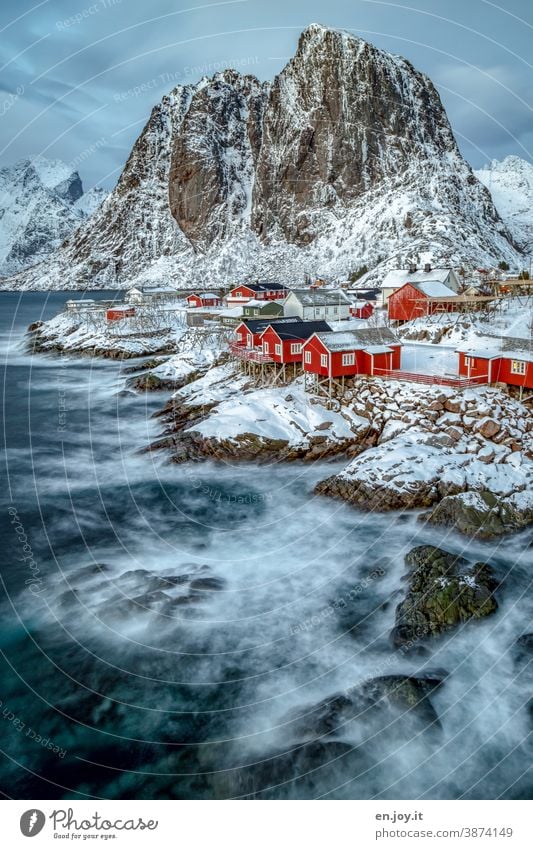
[2,26,523,290]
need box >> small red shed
[259,320,332,364]
[349,301,374,319]
[187,292,221,308]
[388,281,457,323]
[106,307,135,321]
[302,329,401,378]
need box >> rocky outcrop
[391,546,498,650]
[287,672,445,741]
[169,71,268,248]
[421,490,533,538]
[313,378,532,535]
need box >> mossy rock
[421,491,533,538]
[391,545,498,649]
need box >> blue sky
[1,0,532,190]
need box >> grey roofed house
[287,288,351,306]
[314,327,401,352]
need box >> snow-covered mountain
[0,156,107,277]
[475,155,533,254]
[2,24,524,291]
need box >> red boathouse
[106,307,135,321]
[186,292,221,308]
[457,343,533,390]
[387,281,457,323]
[302,328,401,379]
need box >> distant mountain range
[475,155,533,256]
[0,156,107,277]
[1,24,529,290]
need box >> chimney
[424,263,432,273]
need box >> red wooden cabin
[457,348,533,389]
[226,282,287,305]
[106,307,135,321]
[259,320,331,364]
[234,317,303,348]
[187,292,220,308]
[302,329,401,378]
[388,281,457,323]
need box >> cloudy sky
[1,0,532,190]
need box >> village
[62,261,533,401]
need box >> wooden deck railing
[372,368,488,388]
[229,342,274,364]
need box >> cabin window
[511,360,526,375]
[464,356,474,367]
[291,343,302,354]
[275,344,282,356]
[236,333,243,342]
[304,351,312,364]
[342,353,355,366]
[263,342,269,354]
[333,306,338,315]
[247,334,252,347]
[320,354,328,367]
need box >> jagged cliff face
[3,24,523,290]
[252,27,454,243]
[169,71,268,248]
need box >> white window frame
[247,334,252,347]
[304,350,312,364]
[263,341,269,354]
[511,359,526,375]
[290,343,302,354]
[342,353,355,366]
[320,354,328,368]
[464,356,472,366]
[275,343,282,356]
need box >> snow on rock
[0,156,107,276]
[3,25,522,291]
[475,156,533,253]
[187,377,369,446]
[28,309,182,359]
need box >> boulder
[286,672,445,742]
[391,545,498,649]
[477,418,500,439]
[421,491,533,538]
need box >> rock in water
[391,545,498,649]
[421,490,533,538]
[285,672,445,744]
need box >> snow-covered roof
[363,345,394,354]
[410,281,457,298]
[221,306,244,317]
[314,327,400,352]
[381,268,454,290]
[288,288,351,306]
[142,286,178,294]
[457,345,533,363]
[189,292,218,299]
